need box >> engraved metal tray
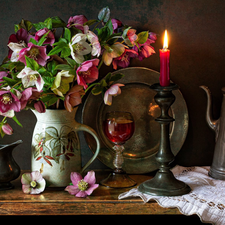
[82,67,188,174]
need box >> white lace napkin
[118,166,225,225]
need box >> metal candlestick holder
[138,83,191,196]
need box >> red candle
[159,30,170,86]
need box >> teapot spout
[200,86,219,132]
[0,140,23,151]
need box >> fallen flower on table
[65,170,99,198]
[21,171,46,194]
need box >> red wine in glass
[100,111,137,188]
[104,118,134,144]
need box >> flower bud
[2,123,13,135]
[34,101,46,113]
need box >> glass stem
[112,145,125,171]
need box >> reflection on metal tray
[82,67,188,174]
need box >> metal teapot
[0,140,22,190]
[200,85,225,179]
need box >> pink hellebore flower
[34,28,55,46]
[0,86,21,113]
[17,67,44,92]
[104,83,124,105]
[8,28,33,59]
[18,42,50,66]
[2,123,13,135]
[67,15,88,32]
[0,71,8,83]
[149,32,157,42]
[133,39,156,61]
[126,29,138,46]
[65,171,99,198]
[64,85,85,112]
[112,49,138,70]
[21,171,46,194]
[111,18,123,33]
[76,59,99,89]
[20,87,33,110]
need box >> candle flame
[163,30,168,49]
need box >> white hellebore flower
[69,33,92,64]
[87,31,101,57]
[8,41,26,62]
[51,70,74,97]
[17,67,44,92]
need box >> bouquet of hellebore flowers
[0,6,156,137]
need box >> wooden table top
[0,170,181,215]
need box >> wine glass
[100,111,137,188]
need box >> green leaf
[47,46,62,56]
[41,94,53,103]
[14,24,19,33]
[7,61,25,72]
[37,30,50,46]
[12,115,22,127]
[48,38,69,57]
[48,96,59,106]
[55,64,72,71]
[98,6,110,22]
[110,73,124,82]
[2,77,18,86]
[97,26,111,42]
[122,26,131,39]
[33,22,46,31]
[47,60,58,76]
[51,16,66,28]
[137,31,149,44]
[15,19,33,32]
[84,19,99,26]
[65,57,77,68]
[44,17,52,30]
[42,76,55,88]
[29,38,38,45]
[64,28,71,43]
[25,56,39,71]
[60,46,71,58]
[92,84,103,95]
[104,72,112,83]
[105,19,114,36]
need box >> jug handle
[75,123,100,175]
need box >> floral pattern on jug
[33,125,79,173]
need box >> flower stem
[85,82,99,93]
[92,21,101,32]
[97,59,103,70]
[11,81,22,89]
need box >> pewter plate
[82,67,188,174]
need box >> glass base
[100,169,137,188]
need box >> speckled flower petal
[22,184,31,194]
[21,173,32,185]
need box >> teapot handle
[75,123,100,174]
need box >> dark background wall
[0,0,224,170]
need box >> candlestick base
[138,83,191,196]
[138,168,191,196]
